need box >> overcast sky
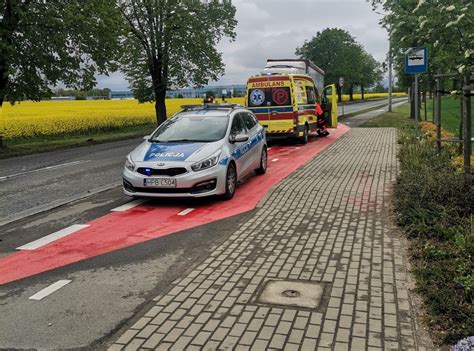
[97,0,388,90]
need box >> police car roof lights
[181,103,245,112]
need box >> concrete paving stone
[385,326,398,340]
[352,323,367,338]
[250,339,268,349]
[246,318,264,332]
[183,323,202,337]
[157,321,178,334]
[384,313,398,327]
[220,335,239,349]
[130,317,152,330]
[203,319,221,332]
[322,320,337,334]
[144,306,163,318]
[326,307,340,320]
[385,340,400,350]
[368,331,383,347]
[210,326,230,342]
[154,342,172,351]
[333,342,349,351]
[275,321,292,335]
[137,325,158,339]
[281,309,297,322]
[351,336,367,350]
[191,331,212,346]
[175,316,195,330]
[264,314,280,327]
[318,332,335,348]
[115,330,139,345]
[140,333,165,349]
[162,328,184,343]
[238,330,257,345]
[169,336,192,350]
[257,326,275,340]
[336,328,351,343]
[107,344,123,351]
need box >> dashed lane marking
[16,224,90,250]
[177,208,195,216]
[111,199,147,212]
[29,280,72,301]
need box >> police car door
[229,113,250,178]
[241,112,262,171]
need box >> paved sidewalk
[109,128,431,350]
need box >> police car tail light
[125,157,136,172]
[191,150,221,172]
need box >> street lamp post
[388,41,393,112]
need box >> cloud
[97,0,388,89]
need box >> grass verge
[0,124,157,159]
[362,104,474,345]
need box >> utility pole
[388,41,392,112]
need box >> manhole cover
[258,280,324,309]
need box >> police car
[123,104,267,199]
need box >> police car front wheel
[222,163,237,200]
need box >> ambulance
[245,59,338,143]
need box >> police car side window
[243,113,257,130]
[230,114,246,136]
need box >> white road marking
[177,208,195,216]
[0,160,90,182]
[267,147,272,151]
[111,199,147,212]
[272,158,279,162]
[16,224,89,250]
[29,280,72,301]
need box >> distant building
[51,96,75,101]
[109,91,134,99]
[167,85,246,99]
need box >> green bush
[394,134,473,344]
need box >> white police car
[123,104,267,199]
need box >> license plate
[144,178,176,188]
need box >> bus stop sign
[405,47,428,74]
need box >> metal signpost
[405,48,428,131]
[339,77,344,116]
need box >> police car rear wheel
[255,147,267,175]
[223,163,237,200]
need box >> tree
[369,0,474,89]
[359,52,383,99]
[296,28,381,101]
[0,1,123,107]
[118,0,237,126]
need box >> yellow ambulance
[245,59,338,143]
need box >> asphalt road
[0,98,406,349]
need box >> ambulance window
[295,83,307,104]
[248,87,291,107]
[306,86,316,104]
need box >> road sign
[405,47,428,74]
[339,77,344,87]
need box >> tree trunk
[154,89,167,126]
[349,85,354,101]
[361,85,365,100]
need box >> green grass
[362,102,474,345]
[0,123,157,159]
[420,96,473,136]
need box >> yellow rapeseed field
[0,98,244,139]
[0,93,404,140]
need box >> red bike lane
[0,125,350,285]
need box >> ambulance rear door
[322,84,338,128]
[246,76,293,134]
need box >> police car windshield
[149,115,229,143]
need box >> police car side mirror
[143,135,150,140]
[230,134,249,144]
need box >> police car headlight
[125,157,136,172]
[191,151,221,172]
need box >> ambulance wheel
[255,146,267,175]
[300,125,309,144]
[222,162,237,200]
